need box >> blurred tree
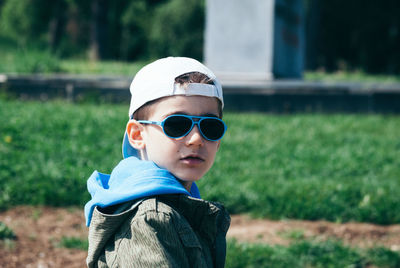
[48,0,67,52]
[0,0,53,45]
[119,0,153,60]
[89,0,109,60]
[106,0,129,60]
[307,0,400,74]
[59,0,91,57]
[149,0,205,60]
[1,0,398,73]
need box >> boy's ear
[215,140,221,152]
[126,120,146,150]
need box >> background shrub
[0,222,16,240]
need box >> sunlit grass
[55,235,400,267]
[1,99,399,224]
[203,112,400,224]
[304,70,400,84]
[59,236,88,251]
[59,59,146,76]
[226,239,400,268]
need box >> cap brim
[122,131,138,158]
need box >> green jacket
[87,194,230,267]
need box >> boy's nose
[185,125,204,146]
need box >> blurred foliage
[0,0,204,61]
[1,0,398,73]
[0,222,16,240]
[306,0,400,74]
[119,0,152,60]
[149,0,205,59]
[0,0,51,44]
[0,35,62,73]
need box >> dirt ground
[1,206,400,268]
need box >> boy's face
[131,95,221,189]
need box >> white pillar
[205,0,275,83]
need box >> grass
[59,59,146,76]
[1,98,399,224]
[0,35,61,74]
[59,236,88,251]
[56,235,400,267]
[226,239,400,268]
[204,112,400,224]
[0,34,145,75]
[304,70,400,84]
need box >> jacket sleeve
[112,210,203,268]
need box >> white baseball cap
[122,57,224,158]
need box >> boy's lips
[180,154,205,165]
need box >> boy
[84,57,230,267]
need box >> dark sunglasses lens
[164,116,192,138]
[200,118,225,140]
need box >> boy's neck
[179,180,193,192]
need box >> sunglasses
[137,114,227,141]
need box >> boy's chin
[174,172,203,184]
[170,167,210,186]
[176,176,201,183]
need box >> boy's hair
[133,72,223,120]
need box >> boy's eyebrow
[202,113,219,118]
[164,111,219,118]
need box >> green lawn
[59,59,146,76]
[50,235,400,267]
[0,34,145,75]
[205,112,400,224]
[1,98,399,224]
[304,70,400,84]
[226,239,400,268]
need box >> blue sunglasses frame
[138,114,227,141]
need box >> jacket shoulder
[111,196,207,267]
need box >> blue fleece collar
[84,157,201,226]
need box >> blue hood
[84,157,201,226]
